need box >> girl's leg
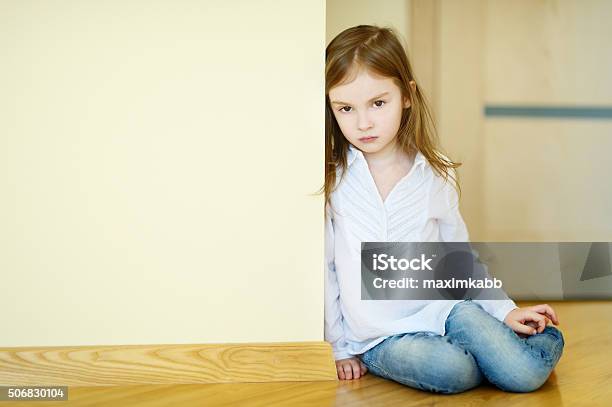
[444,299,565,393]
[359,331,484,394]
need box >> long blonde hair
[321,25,461,220]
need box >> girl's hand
[335,356,368,380]
[503,304,560,337]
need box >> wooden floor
[4,301,611,406]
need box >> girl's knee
[495,370,551,393]
[491,344,559,393]
[544,326,565,347]
[539,326,565,367]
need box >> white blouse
[325,144,518,361]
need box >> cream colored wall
[413,0,612,242]
[0,0,325,347]
[326,0,411,51]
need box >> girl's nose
[357,113,373,131]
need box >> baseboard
[0,341,338,386]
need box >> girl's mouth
[359,136,378,143]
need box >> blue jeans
[358,299,564,394]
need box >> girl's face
[328,68,412,157]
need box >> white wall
[0,0,325,347]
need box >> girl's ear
[403,81,416,109]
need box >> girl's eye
[338,100,386,113]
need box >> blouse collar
[347,143,427,175]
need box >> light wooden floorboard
[3,301,610,406]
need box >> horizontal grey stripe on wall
[484,105,612,119]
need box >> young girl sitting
[324,25,564,394]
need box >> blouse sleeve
[437,169,469,242]
[324,204,352,361]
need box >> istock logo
[372,253,434,271]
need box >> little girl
[324,25,564,394]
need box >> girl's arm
[324,205,351,361]
[437,172,560,335]
[436,170,519,323]
[436,170,469,243]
